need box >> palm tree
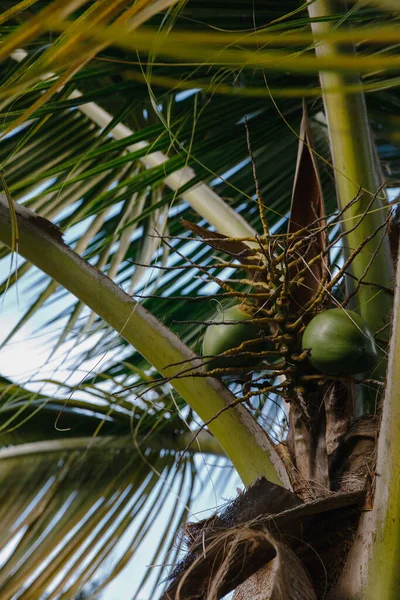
[0,0,399,598]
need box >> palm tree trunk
[327,245,400,599]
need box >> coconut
[301,308,378,376]
[202,304,270,372]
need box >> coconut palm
[0,0,399,598]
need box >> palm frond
[0,375,232,599]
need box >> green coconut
[202,304,271,372]
[301,308,378,376]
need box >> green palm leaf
[0,376,230,599]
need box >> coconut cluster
[190,207,385,395]
[203,303,377,378]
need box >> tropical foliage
[0,0,399,598]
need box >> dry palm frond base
[162,477,366,600]
[162,400,377,600]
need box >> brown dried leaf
[287,102,328,310]
[233,533,317,600]
[331,415,378,494]
[180,219,264,282]
[288,399,330,499]
[324,381,352,461]
[181,219,254,257]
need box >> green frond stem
[327,243,400,600]
[0,194,289,489]
[306,0,394,413]
[11,50,257,242]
